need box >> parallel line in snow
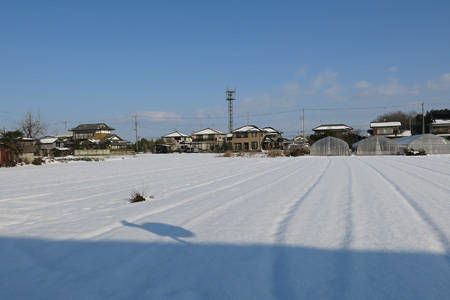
[273,158,331,244]
[376,157,450,194]
[80,158,312,239]
[379,156,450,177]
[332,159,354,300]
[271,158,331,299]
[356,157,450,263]
[176,158,316,231]
[0,159,220,192]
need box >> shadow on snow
[1,224,450,300]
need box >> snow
[313,124,353,131]
[370,122,402,128]
[1,154,450,299]
[192,128,226,135]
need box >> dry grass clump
[222,150,233,157]
[129,185,154,203]
[267,150,283,157]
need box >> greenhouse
[395,134,450,155]
[353,135,400,156]
[310,136,350,156]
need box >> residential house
[69,123,130,150]
[39,135,70,156]
[262,127,284,150]
[98,134,131,150]
[69,123,115,141]
[430,119,450,139]
[231,125,283,151]
[161,131,192,152]
[369,122,411,138]
[312,124,353,138]
[191,128,226,151]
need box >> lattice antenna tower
[226,87,236,133]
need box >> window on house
[378,128,394,134]
[251,141,258,149]
[235,143,242,150]
[251,132,257,137]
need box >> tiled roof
[69,123,115,131]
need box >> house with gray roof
[191,128,226,151]
[69,123,115,141]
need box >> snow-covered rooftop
[163,131,190,138]
[233,125,264,132]
[192,128,226,135]
[432,119,450,126]
[40,137,58,144]
[262,127,282,134]
[312,124,353,131]
[370,122,401,128]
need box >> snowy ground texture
[1,154,450,300]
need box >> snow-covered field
[1,154,450,299]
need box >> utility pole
[302,108,305,141]
[134,114,138,151]
[422,101,425,134]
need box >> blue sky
[1,0,450,141]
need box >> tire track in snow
[0,159,219,192]
[273,158,332,244]
[175,158,317,235]
[379,156,450,177]
[271,158,332,299]
[376,157,450,193]
[332,159,354,300]
[356,157,450,263]
[81,158,314,239]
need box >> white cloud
[280,82,301,96]
[427,73,450,89]
[354,80,372,89]
[137,111,180,121]
[358,79,420,96]
[323,85,341,95]
[374,80,420,95]
[311,69,338,90]
[389,66,399,72]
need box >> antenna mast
[226,87,236,133]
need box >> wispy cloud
[357,79,420,96]
[374,80,420,95]
[311,69,338,90]
[237,82,301,113]
[137,111,181,121]
[427,73,450,89]
[389,66,399,72]
[354,80,372,89]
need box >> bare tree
[19,110,48,138]
[373,110,418,131]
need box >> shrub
[129,185,154,203]
[267,150,283,157]
[222,151,233,157]
[32,157,43,165]
[287,147,308,157]
[404,148,427,156]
